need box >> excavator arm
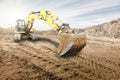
[25,10,63,34]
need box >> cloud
[56,0,120,28]
[57,0,120,18]
[0,0,29,27]
[0,0,120,30]
[0,0,5,2]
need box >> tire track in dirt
[68,54,120,80]
[2,41,90,79]
[9,44,79,79]
[82,41,120,68]
[83,53,120,71]
[0,40,65,80]
[8,46,64,80]
[60,42,120,80]
[86,42,120,70]
[15,42,106,80]
[13,45,79,79]
[1,35,120,80]
[17,40,120,80]
[79,54,119,72]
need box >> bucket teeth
[58,34,86,57]
[58,41,73,57]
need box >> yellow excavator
[14,10,86,57]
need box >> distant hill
[85,18,120,38]
[0,27,14,35]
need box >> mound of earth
[85,18,120,38]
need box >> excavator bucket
[57,34,86,57]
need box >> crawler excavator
[14,10,86,57]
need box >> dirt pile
[58,34,86,57]
[85,18,120,38]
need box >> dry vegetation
[0,18,120,80]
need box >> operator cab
[15,19,26,33]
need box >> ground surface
[0,34,120,80]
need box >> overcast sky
[0,0,120,30]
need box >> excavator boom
[25,10,63,33]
